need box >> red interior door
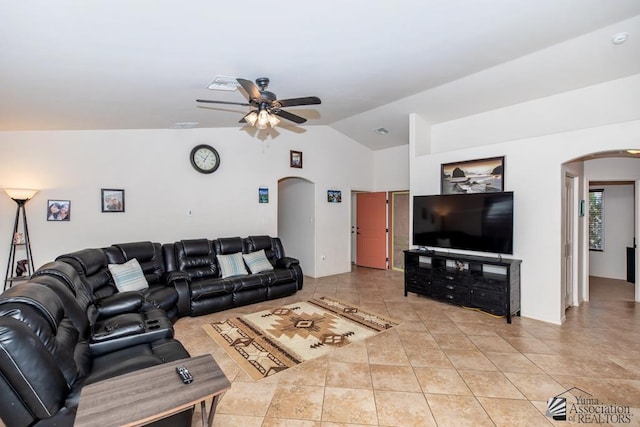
[356,192,387,269]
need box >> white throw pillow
[217,252,249,278]
[108,258,149,292]
[243,249,274,274]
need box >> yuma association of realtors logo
[546,387,633,424]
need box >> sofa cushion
[143,285,179,312]
[109,241,165,286]
[216,252,248,278]
[108,259,149,292]
[57,248,116,300]
[245,235,279,261]
[189,278,234,300]
[250,269,298,290]
[243,250,274,274]
[231,274,266,292]
[174,239,219,279]
[215,237,244,255]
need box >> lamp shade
[4,188,39,201]
[244,111,258,126]
[268,114,281,127]
[256,110,270,130]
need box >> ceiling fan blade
[275,96,321,108]
[272,109,307,124]
[236,78,262,100]
[196,99,251,106]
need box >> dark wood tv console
[404,250,521,323]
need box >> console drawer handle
[445,285,454,290]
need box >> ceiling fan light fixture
[268,114,280,127]
[257,110,271,129]
[197,76,320,130]
[245,111,258,126]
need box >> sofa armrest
[163,271,191,317]
[165,271,191,284]
[276,257,300,269]
[89,310,174,356]
[94,292,144,320]
[91,313,145,343]
[173,280,192,317]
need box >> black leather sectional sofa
[0,235,302,427]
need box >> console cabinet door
[471,288,505,315]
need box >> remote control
[176,365,193,384]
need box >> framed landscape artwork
[441,156,504,194]
[259,187,269,204]
[327,190,342,203]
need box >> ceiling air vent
[172,122,199,129]
[207,75,240,91]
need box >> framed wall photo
[258,187,269,203]
[101,189,125,212]
[290,150,303,168]
[441,156,504,194]
[327,190,342,203]
[47,200,71,221]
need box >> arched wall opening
[562,150,640,308]
[278,177,316,277]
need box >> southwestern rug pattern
[203,296,400,380]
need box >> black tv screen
[412,192,514,254]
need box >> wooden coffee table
[75,354,231,427]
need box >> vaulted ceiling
[1,1,639,150]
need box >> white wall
[588,183,634,280]
[585,157,640,282]
[0,126,374,278]
[430,74,640,152]
[585,157,640,180]
[410,73,640,324]
[373,145,409,191]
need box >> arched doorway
[563,150,640,306]
[278,177,316,277]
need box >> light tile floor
[172,269,640,426]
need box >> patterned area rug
[203,297,400,380]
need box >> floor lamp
[3,188,38,291]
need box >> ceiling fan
[196,77,321,129]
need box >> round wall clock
[190,144,220,174]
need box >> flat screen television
[412,192,514,254]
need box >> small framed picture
[290,150,303,168]
[327,190,342,203]
[47,200,71,221]
[259,187,269,203]
[101,189,125,212]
